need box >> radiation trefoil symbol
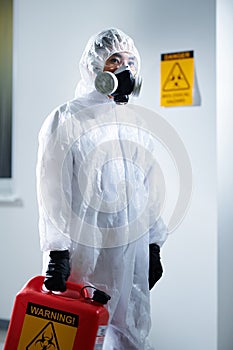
[26,322,60,350]
[163,62,190,91]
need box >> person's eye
[128,61,135,66]
[110,57,120,64]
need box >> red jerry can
[4,275,111,350]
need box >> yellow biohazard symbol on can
[26,322,59,350]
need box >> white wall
[217,0,233,349]
[0,0,220,349]
[144,1,217,349]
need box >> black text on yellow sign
[160,50,194,107]
[17,303,79,350]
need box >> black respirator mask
[94,65,142,104]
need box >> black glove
[44,250,70,292]
[149,243,163,290]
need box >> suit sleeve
[36,108,73,252]
[147,161,168,247]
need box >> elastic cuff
[50,250,69,259]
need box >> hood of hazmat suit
[37,28,167,350]
[76,27,141,98]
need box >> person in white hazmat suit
[37,28,168,350]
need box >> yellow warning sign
[17,302,78,350]
[160,50,194,107]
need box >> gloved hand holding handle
[149,243,163,290]
[44,250,70,292]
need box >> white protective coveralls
[37,28,168,350]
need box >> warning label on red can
[94,325,107,350]
[17,303,79,350]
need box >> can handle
[23,275,89,299]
